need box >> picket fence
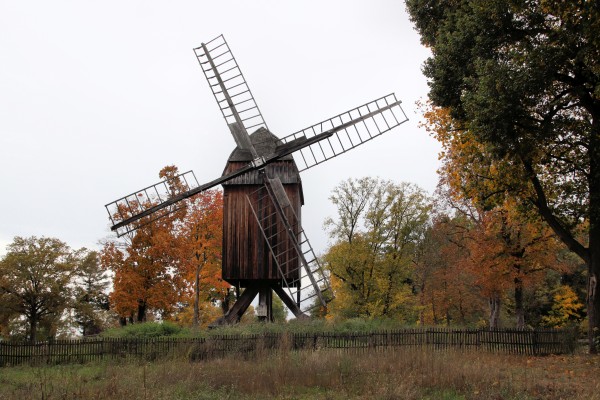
[0,328,576,367]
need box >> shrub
[102,321,188,338]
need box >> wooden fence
[0,328,576,367]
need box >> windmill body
[105,34,408,325]
[222,128,302,286]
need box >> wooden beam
[210,284,260,327]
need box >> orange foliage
[419,102,573,328]
[101,166,228,324]
[416,215,483,325]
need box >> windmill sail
[279,93,408,171]
[106,37,409,237]
[104,170,200,237]
[247,177,333,315]
[194,35,267,156]
[105,132,332,236]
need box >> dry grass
[0,348,599,399]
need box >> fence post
[46,338,53,365]
[532,329,538,356]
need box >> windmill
[105,35,408,324]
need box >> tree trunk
[419,283,426,325]
[137,300,147,322]
[587,114,600,353]
[221,288,234,315]
[489,294,501,329]
[514,277,525,329]
[192,252,206,327]
[588,255,600,353]
[193,263,201,327]
[29,312,38,344]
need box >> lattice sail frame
[246,177,333,314]
[280,93,407,171]
[105,93,407,236]
[194,35,268,135]
[104,170,200,237]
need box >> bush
[102,321,188,338]
[101,318,444,339]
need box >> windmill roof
[226,127,294,162]
[221,127,303,195]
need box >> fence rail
[0,328,575,367]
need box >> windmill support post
[210,282,308,327]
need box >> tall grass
[0,346,597,399]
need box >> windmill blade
[104,170,200,237]
[106,162,256,237]
[246,176,333,315]
[194,35,266,158]
[105,91,405,236]
[278,93,408,171]
[105,132,334,236]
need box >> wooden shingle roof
[222,128,302,187]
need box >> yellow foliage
[542,285,584,328]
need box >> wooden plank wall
[222,183,302,283]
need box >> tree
[407,1,600,350]
[0,237,76,342]
[272,295,288,323]
[465,205,564,328]
[324,178,431,319]
[103,213,185,323]
[413,214,483,326]
[174,188,227,327]
[430,183,572,329]
[101,165,227,326]
[72,250,111,336]
[542,285,584,328]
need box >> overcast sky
[0,0,439,256]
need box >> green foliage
[101,321,188,338]
[407,0,599,350]
[207,318,405,337]
[72,250,111,336]
[323,177,431,320]
[271,295,288,323]
[132,318,412,338]
[0,236,78,342]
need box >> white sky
[0,0,439,256]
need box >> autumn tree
[414,214,483,326]
[103,211,185,323]
[464,203,567,328]
[324,177,431,319]
[101,165,227,326]
[407,0,600,350]
[542,285,584,328]
[0,237,77,342]
[174,188,228,327]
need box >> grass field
[0,348,598,399]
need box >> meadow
[1,346,598,400]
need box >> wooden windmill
[105,35,408,324]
